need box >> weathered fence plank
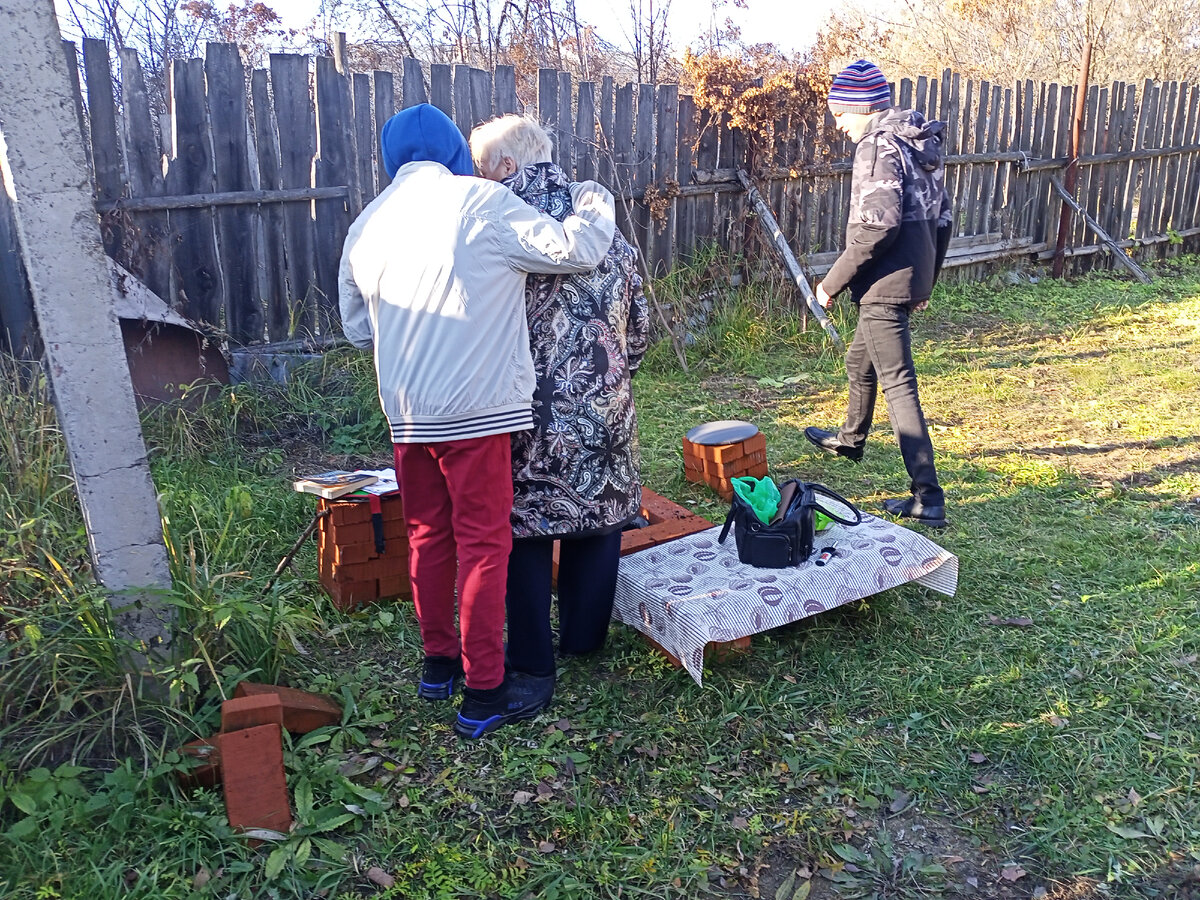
[538,69,558,165]
[271,53,317,334]
[82,39,123,260]
[430,64,452,118]
[676,93,697,261]
[251,68,289,341]
[575,81,596,181]
[401,57,426,108]
[314,56,355,332]
[494,65,517,115]
[374,69,395,189]
[117,47,170,301]
[557,72,574,176]
[353,73,376,202]
[166,58,222,326]
[208,43,260,344]
[470,67,493,131]
[652,84,678,274]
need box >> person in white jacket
[338,103,616,739]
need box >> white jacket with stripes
[338,160,616,444]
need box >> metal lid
[685,420,759,445]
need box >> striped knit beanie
[827,60,892,115]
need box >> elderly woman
[470,115,649,705]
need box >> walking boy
[806,60,953,527]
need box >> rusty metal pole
[1053,40,1093,278]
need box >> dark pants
[837,302,944,506]
[505,531,623,677]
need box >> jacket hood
[380,104,474,179]
[871,108,946,171]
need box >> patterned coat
[822,108,954,305]
[505,163,650,538]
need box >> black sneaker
[804,426,864,462]
[418,655,463,701]
[454,672,554,739]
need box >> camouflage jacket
[823,108,953,305]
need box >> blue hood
[380,104,474,179]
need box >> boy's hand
[816,282,833,309]
[913,300,929,312]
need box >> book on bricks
[292,470,378,500]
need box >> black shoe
[417,655,463,701]
[454,671,554,739]
[804,426,864,462]
[881,496,948,528]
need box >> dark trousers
[505,531,623,677]
[837,302,944,506]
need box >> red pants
[394,435,512,690]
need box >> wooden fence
[2,37,1199,351]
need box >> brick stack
[316,494,410,611]
[619,488,715,556]
[176,682,342,844]
[683,429,768,500]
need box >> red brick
[620,515,714,556]
[684,466,706,485]
[218,724,292,842]
[377,574,413,600]
[320,519,408,546]
[233,683,342,734]
[742,432,766,455]
[221,694,285,733]
[639,488,696,524]
[320,576,381,611]
[642,633,751,667]
[328,552,409,583]
[177,736,221,791]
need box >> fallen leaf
[1000,864,1027,882]
[192,868,211,889]
[971,784,990,794]
[398,794,410,808]
[537,841,556,854]
[366,867,394,888]
[1173,654,1197,667]
[732,815,749,830]
[1047,715,1068,727]
[514,858,530,871]
[1127,788,1142,807]
[774,870,797,900]
[968,751,988,764]
[556,718,571,732]
[561,756,577,777]
[941,855,966,865]
[1144,731,1164,741]
[966,876,979,888]
[783,674,798,683]
[513,790,535,806]
[888,791,912,814]
[536,781,554,798]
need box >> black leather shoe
[804,426,864,462]
[881,496,948,528]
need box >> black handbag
[718,479,862,568]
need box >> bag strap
[718,507,735,544]
[807,484,863,526]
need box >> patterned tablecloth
[613,515,958,685]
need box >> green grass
[3,258,1200,899]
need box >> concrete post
[0,0,173,657]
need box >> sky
[267,0,897,56]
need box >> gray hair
[469,115,554,172]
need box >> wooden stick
[1050,176,1151,283]
[736,170,844,350]
[260,509,330,599]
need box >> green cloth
[731,476,780,524]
